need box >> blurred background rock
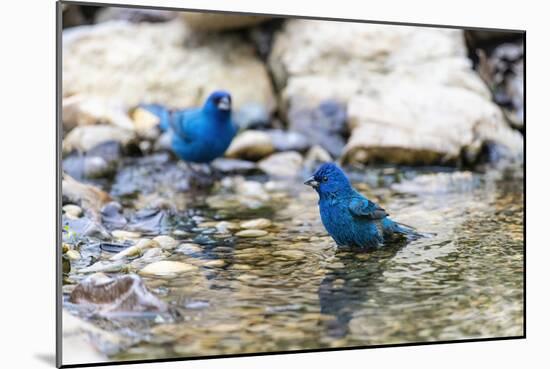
[61,4,524,172]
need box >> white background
[0,0,545,368]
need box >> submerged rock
[174,243,202,255]
[235,229,268,238]
[111,230,141,240]
[69,273,167,315]
[391,171,478,195]
[139,260,198,277]
[152,235,178,250]
[110,239,159,261]
[62,310,122,362]
[208,176,273,210]
[240,218,272,230]
[225,130,275,161]
[78,260,127,274]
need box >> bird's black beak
[304,176,319,188]
[217,96,231,111]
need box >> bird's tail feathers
[395,222,436,240]
[140,104,171,132]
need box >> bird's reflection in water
[318,243,404,338]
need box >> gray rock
[127,208,168,235]
[266,129,310,152]
[63,141,122,179]
[63,216,110,239]
[211,158,258,174]
[111,154,190,197]
[87,141,123,164]
[287,100,347,157]
[63,155,110,180]
[101,202,128,230]
[233,102,271,130]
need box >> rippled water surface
[63,164,524,361]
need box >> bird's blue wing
[170,109,200,143]
[348,196,388,220]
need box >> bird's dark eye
[322,176,328,182]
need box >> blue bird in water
[305,163,426,250]
[142,90,238,166]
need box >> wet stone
[140,248,164,260]
[78,260,127,274]
[153,235,178,250]
[240,218,272,230]
[127,208,168,235]
[63,217,110,239]
[139,260,198,277]
[193,234,217,245]
[203,259,226,268]
[66,249,82,260]
[174,243,202,255]
[69,273,167,315]
[235,229,269,238]
[185,300,210,309]
[215,221,240,233]
[111,230,141,240]
[101,202,128,230]
[172,229,190,238]
[63,204,83,218]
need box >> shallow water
[63,164,524,361]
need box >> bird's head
[204,90,232,116]
[304,163,353,196]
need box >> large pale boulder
[63,19,276,113]
[269,20,523,164]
